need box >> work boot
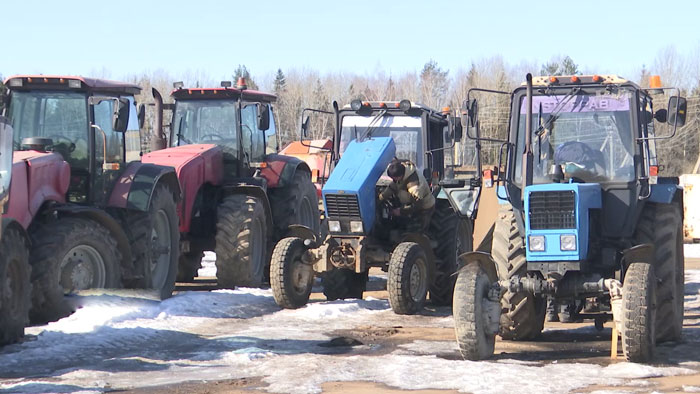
[546,299,559,322]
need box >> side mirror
[301,116,310,138]
[452,116,463,142]
[467,98,478,128]
[137,103,146,129]
[0,91,6,112]
[668,96,687,127]
[112,98,130,132]
[257,103,270,131]
[652,108,667,123]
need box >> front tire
[388,242,429,315]
[126,185,180,300]
[493,204,546,340]
[453,263,499,360]
[270,237,314,309]
[0,226,30,345]
[29,217,121,323]
[215,195,267,288]
[622,262,656,362]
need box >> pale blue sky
[2,0,698,81]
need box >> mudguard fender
[261,154,311,188]
[455,251,499,282]
[108,162,181,212]
[284,224,319,248]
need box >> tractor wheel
[428,200,473,305]
[622,262,656,362]
[493,204,546,340]
[453,263,499,360]
[0,226,30,345]
[29,217,121,323]
[322,268,366,301]
[215,194,267,288]
[176,249,203,282]
[388,242,429,315]
[125,185,179,300]
[270,237,314,309]
[269,170,321,237]
[635,202,684,342]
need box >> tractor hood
[322,137,396,235]
[141,144,224,185]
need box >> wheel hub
[409,262,424,302]
[59,245,106,293]
[149,209,172,289]
[291,260,311,294]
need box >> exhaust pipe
[151,88,167,151]
[522,73,534,199]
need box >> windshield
[340,115,423,168]
[8,91,89,168]
[173,100,238,157]
[514,89,635,184]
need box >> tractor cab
[2,75,143,205]
[166,79,278,180]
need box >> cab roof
[4,75,142,95]
[524,74,640,89]
[171,87,277,102]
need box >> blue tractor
[453,74,688,362]
[270,100,482,314]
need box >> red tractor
[148,79,320,287]
[2,75,181,323]
[0,116,31,344]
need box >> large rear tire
[29,217,121,323]
[0,226,30,345]
[215,195,267,288]
[453,263,499,360]
[388,242,429,315]
[269,170,321,238]
[125,185,180,300]
[270,237,314,309]
[492,204,546,340]
[428,201,473,306]
[622,262,656,363]
[635,202,684,342]
[322,268,366,301]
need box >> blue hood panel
[322,137,396,233]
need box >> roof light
[350,99,362,111]
[592,75,602,83]
[649,75,662,89]
[649,165,659,176]
[236,77,247,90]
[394,102,401,108]
[27,77,33,83]
[441,106,451,114]
[8,78,22,87]
[362,101,370,107]
[399,99,411,112]
[549,76,559,84]
[68,79,81,88]
[43,77,49,83]
[173,81,184,89]
[379,102,387,108]
[570,76,580,83]
[221,80,232,88]
[59,78,65,84]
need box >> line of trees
[2,46,699,175]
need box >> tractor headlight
[560,234,577,251]
[328,220,341,233]
[350,220,363,233]
[528,235,546,252]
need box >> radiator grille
[528,191,576,230]
[325,194,361,218]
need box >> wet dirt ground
[115,258,700,394]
